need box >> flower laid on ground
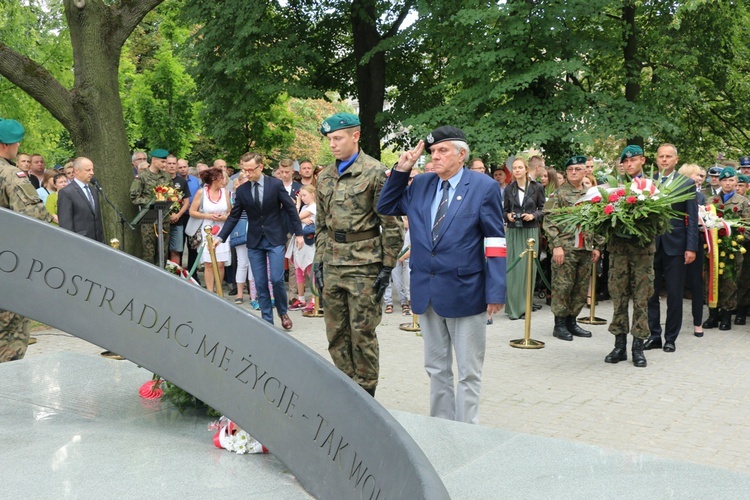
[209,417,268,455]
[549,178,695,247]
[165,260,199,285]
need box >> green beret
[425,126,466,147]
[619,144,643,162]
[150,149,169,159]
[320,113,360,136]
[719,167,737,180]
[0,119,25,144]
[564,155,587,169]
[738,174,749,184]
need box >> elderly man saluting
[378,126,506,424]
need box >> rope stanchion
[399,312,421,335]
[303,274,324,318]
[510,238,545,349]
[204,226,223,298]
[578,261,607,325]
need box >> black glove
[313,263,324,293]
[372,266,393,303]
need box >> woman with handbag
[189,168,232,294]
[286,185,317,312]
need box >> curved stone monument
[0,208,449,499]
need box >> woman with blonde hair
[678,163,707,336]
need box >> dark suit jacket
[656,173,699,256]
[218,175,302,248]
[281,180,303,235]
[378,168,507,318]
[57,181,105,243]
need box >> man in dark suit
[378,126,506,424]
[645,144,698,352]
[58,157,105,243]
[216,152,303,330]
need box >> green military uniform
[607,235,655,339]
[315,151,403,392]
[0,148,53,362]
[709,192,750,312]
[130,167,171,264]
[543,182,603,319]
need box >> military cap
[708,165,723,176]
[320,113,360,136]
[738,174,750,184]
[564,155,587,169]
[739,156,750,166]
[150,149,169,159]
[0,119,25,144]
[425,126,466,147]
[719,167,737,180]
[619,144,643,162]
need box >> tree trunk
[622,1,643,148]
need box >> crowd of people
[2,113,749,426]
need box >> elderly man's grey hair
[451,140,470,162]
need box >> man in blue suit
[378,126,506,424]
[645,144,698,352]
[216,152,303,330]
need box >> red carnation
[608,193,620,203]
[604,204,614,215]
[617,188,626,196]
[591,196,602,203]
[626,196,637,204]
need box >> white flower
[637,194,646,201]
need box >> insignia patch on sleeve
[16,171,27,178]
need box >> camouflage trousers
[141,222,170,265]
[322,262,382,391]
[0,310,30,363]
[551,249,592,317]
[608,249,654,339]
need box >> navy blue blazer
[378,168,506,318]
[656,173,699,256]
[218,175,302,248]
[57,181,105,243]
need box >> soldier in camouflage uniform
[543,156,603,341]
[313,113,404,397]
[0,119,53,363]
[130,149,171,265]
[605,145,654,368]
[703,167,750,330]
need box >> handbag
[185,189,206,249]
[230,219,248,248]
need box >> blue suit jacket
[377,168,506,318]
[218,175,302,248]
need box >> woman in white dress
[189,167,232,294]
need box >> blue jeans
[248,235,287,324]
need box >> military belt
[329,227,380,243]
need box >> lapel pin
[456,196,462,201]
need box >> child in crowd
[287,185,317,313]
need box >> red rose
[733,206,739,212]
[739,227,746,233]
[626,196,637,204]
[717,211,724,217]
[591,196,602,203]
[720,204,725,210]
[604,204,614,215]
[713,198,720,204]
[608,193,620,202]
[719,228,727,237]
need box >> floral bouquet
[700,204,748,286]
[165,260,199,285]
[209,417,268,455]
[549,177,696,247]
[153,184,183,213]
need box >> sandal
[384,305,394,314]
[402,304,411,315]
[234,297,243,304]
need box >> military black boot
[605,334,627,363]
[632,338,647,368]
[735,307,747,325]
[553,316,573,341]
[566,316,592,337]
[719,310,732,331]
[702,308,719,329]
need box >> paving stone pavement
[24,296,750,475]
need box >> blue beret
[320,113,360,136]
[150,149,169,159]
[619,145,643,162]
[739,156,750,166]
[425,126,466,147]
[719,167,737,180]
[0,119,25,144]
[564,155,587,168]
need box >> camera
[513,212,524,228]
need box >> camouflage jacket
[314,151,403,268]
[543,182,604,251]
[0,156,52,222]
[707,191,750,220]
[129,168,172,206]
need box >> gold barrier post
[399,312,421,336]
[204,226,223,298]
[510,238,545,349]
[578,261,607,325]
[303,276,325,318]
